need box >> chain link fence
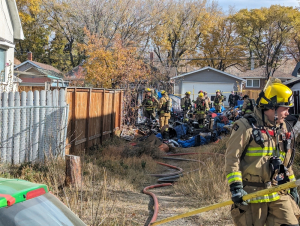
[0,90,68,164]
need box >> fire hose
[144,152,222,225]
[150,179,300,225]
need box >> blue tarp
[210,106,225,112]
[156,133,163,140]
[178,135,207,148]
[174,124,188,139]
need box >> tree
[80,29,150,89]
[15,0,50,62]
[151,0,219,76]
[230,5,300,78]
[191,16,247,71]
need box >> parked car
[0,178,85,226]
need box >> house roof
[284,77,300,86]
[14,60,63,79]
[6,0,24,40]
[239,60,296,79]
[170,66,246,81]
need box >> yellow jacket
[159,95,172,116]
[225,107,295,203]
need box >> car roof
[0,178,48,208]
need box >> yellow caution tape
[151,180,300,225]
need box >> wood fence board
[89,91,102,145]
[75,91,88,141]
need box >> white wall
[0,0,18,92]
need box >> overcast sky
[217,0,299,10]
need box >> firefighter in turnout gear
[214,90,223,113]
[204,91,211,106]
[158,90,172,129]
[241,95,254,116]
[225,79,300,226]
[142,88,158,125]
[195,92,209,129]
[181,91,192,119]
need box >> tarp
[210,106,226,112]
[174,124,188,139]
[178,135,207,148]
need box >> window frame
[0,45,8,83]
[246,79,260,88]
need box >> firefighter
[158,90,172,129]
[225,79,300,226]
[142,88,158,125]
[195,92,209,129]
[214,90,223,113]
[181,91,192,119]
[241,95,254,116]
[204,91,211,106]
[228,91,235,108]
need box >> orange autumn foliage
[80,28,150,89]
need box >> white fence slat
[52,90,58,155]
[1,92,8,163]
[59,89,66,154]
[7,92,14,163]
[39,90,46,161]
[20,91,27,163]
[45,91,52,157]
[13,92,20,164]
[32,91,40,161]
[27,91,33,161]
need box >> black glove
[230,182,248,206]
[290,187,299,205]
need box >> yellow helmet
[161,90,166,95]
[199,93,204,97]
[216,90,220,93]
[185,91,191,95]
[258,82,293,109]
[145,88,151,92]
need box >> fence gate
[0,89,69,164]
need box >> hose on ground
[143,183,173,226]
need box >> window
[0,48,5,82]
[246,79,260,88]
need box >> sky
[217,0,299,10]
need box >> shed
[171,67,245,106]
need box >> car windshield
[0,193,85,226]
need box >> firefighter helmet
[199,93,204,97]
[145,88,151,92]
[216,90,220,93]
[185,91,191,95]
[161,90,166,95]
[257,82,293,109]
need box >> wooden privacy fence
[243,90,261,100]
[66,88,123,154]
[0,89,68,164]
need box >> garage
[171,67,245,107]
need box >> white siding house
[0,0,24,92]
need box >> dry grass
[173,138,232,225]
[0,137,161,225]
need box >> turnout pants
[159,113,170,129]
[196,114,205,128]
[231,194,300,226]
